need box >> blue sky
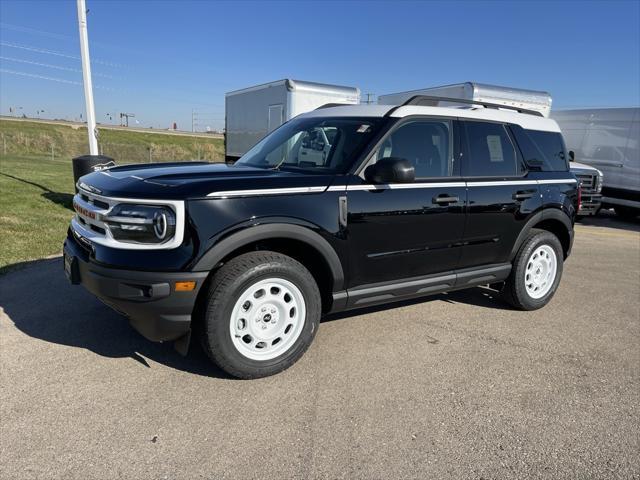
[1,0,639,131]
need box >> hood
[78,162,336,200]
[570,161,602,175]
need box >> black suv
[64,98,578,378]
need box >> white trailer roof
[226,79,360,98]
[379,82,553,118]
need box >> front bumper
[63,235,208,343]
[578,193,602,216]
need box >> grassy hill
[0,119,224,163]
[0,119,225,272]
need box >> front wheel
[502,229,564,310]
[199,251,321,379]
[614,206,639,220]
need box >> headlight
[104,204,176,244]
[597,172,604,193]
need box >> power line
[0,21,146,54]
[0,41,126,68]
[0,22,72,41]
[0,56,114,78]
[0,68,113,90]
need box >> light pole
[72,0,115,189]
[77,0,98,155]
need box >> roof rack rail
[315,103,348,110]
[395,95,544,117]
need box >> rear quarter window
[511,126,569,172]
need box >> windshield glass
[235,116,386,173]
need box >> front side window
[372,120,452,178]
[236,117,385,173]
[465,121,518,177]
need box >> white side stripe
[538,179,579,185]
[207,186,326,198]
[207,178,577,197]
[467,180,536,187]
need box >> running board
[342,263,512,309]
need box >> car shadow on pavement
[0,257,233,379]
[322,285,514,324]
[1,257,511,377]
[578,209,639,233]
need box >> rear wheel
[199,251,321,379]
[502,229,563,310]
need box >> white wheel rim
[524,244,558,299]
[229,277,306,361]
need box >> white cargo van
[552,108,639,219]
[225,79,360,161]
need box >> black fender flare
[192,223,345,290]
[509,209,573,260]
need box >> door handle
[512,190,535,200]
[432,195,460,204]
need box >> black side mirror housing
[569,150,575,162]
[364,157,415,184]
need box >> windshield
[235,116,386,173]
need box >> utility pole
[192,109,195,133]
[76,0,98,155]
[364,93,375,105]
[119,112,135,127]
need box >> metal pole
[76,0,99,155]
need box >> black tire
[199,251,321,379]
[502,229,564,311]
[614,206,639,220]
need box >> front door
[346,118,467,289]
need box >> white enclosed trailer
[378,82,553,118]
[225,79,360,161]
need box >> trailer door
[268,104,284,132]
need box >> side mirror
[569,150,575,162]
[364,157,415,184]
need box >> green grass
[0,119,224,162]
[0,154,77,273]
[0,120,225,273]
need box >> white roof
[226,79,359,98]
[300,104,561,133]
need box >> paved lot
[1,215,639,479]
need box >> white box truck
[225,79,360,161]
[378,82,553,118]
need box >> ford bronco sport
[64,96,578,379]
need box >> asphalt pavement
[1,214,639,479]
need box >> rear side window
[464,121,518,176]
[510,126,569,171]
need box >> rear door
[459,120,541,268]
[268,104,284,132]
[346,118,467,288]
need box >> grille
[70,187,185,250]
[575,172,597,194]
[73,189,113,241]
